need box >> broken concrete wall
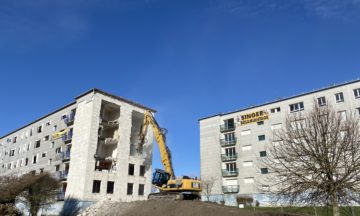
[129,111,144,156]
[67,91,154,202]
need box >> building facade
[0,89,155,210]
[199,80,360,206]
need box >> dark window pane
[92,180,101,193]
[257,121,264,125]
[139,165,145,177]
[258,135,265,141]
[107,181,114,194]
[128,164,134,175]
[260,151,267,157]
[138,184,144,195]
[127,183,133,195]
[261,168,268,174]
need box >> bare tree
[202,177,215,202]
[0,172,60,216]
[21,172,60,216]
[0,173,39,204]
[261,102,360,216]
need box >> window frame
[139,165,146,177]
[128,164,135,176]
[224,132,235,141]
[35,140,41,148]
[317,96,326,106]
[257,121,264,126]
[289,102,304,113]
[270,107,281,113]
[92,180,101,193]
[335,92,344,103]
[259,151,267,157]
[338,110,347,121]
[261,168,269,174]
[107,181,114,194]
[224,118,235,129]
[354,88,360,99]
[225,147,236,156]
[37,125,43,133]
[138,184,145,196]
[127,183,134,195]
[258,135,266,141]
[226,162,237,171]
[33,155,37,164]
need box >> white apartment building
[199,80,360,206]
[0,89,155,212]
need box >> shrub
[0,203,21,216]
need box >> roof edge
[0,101,76,139]
[75,88,156,113]
[1,88,156,139]
[198,78,360,121]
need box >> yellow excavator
[136,111,201,200]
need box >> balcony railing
[58,170,68,180]
[62,130,73,142]
[56,190,65,201]
[58,151,71,161]
[222,185,239,193]
[222,169,239,177]
[221,153,238,162]
[220,124,236,132]
[220,138,237,146]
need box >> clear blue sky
[1,0,360,177]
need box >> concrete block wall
[67,91,154,202]
[66,93,96,200]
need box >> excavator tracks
[148,192,200,201]
[148,192,183,200]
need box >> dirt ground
[79,200,303,216]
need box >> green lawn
[245,206,360,216]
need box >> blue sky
[1,0,360,177]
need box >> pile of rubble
[79,200,302,216]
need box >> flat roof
[198,79,360,121]
[75,88,156,113]
[0,88,156,139]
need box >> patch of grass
[246,206,360,216]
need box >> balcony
[221,153,238,162]
[222,185,239,193]
[58,151,71,161]
[62,129,73,143]
[220,124,235,133]
[64,112,75,125]
[220,138,237,147]
[222,169,238,177]
[56,190,65,201]
[59,170,68,180]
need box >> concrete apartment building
[0,89,155,211]
[199,80,360,206]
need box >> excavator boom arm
[138,111,175,179]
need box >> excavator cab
[152,169,170,187]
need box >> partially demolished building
[0,89,155,204]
